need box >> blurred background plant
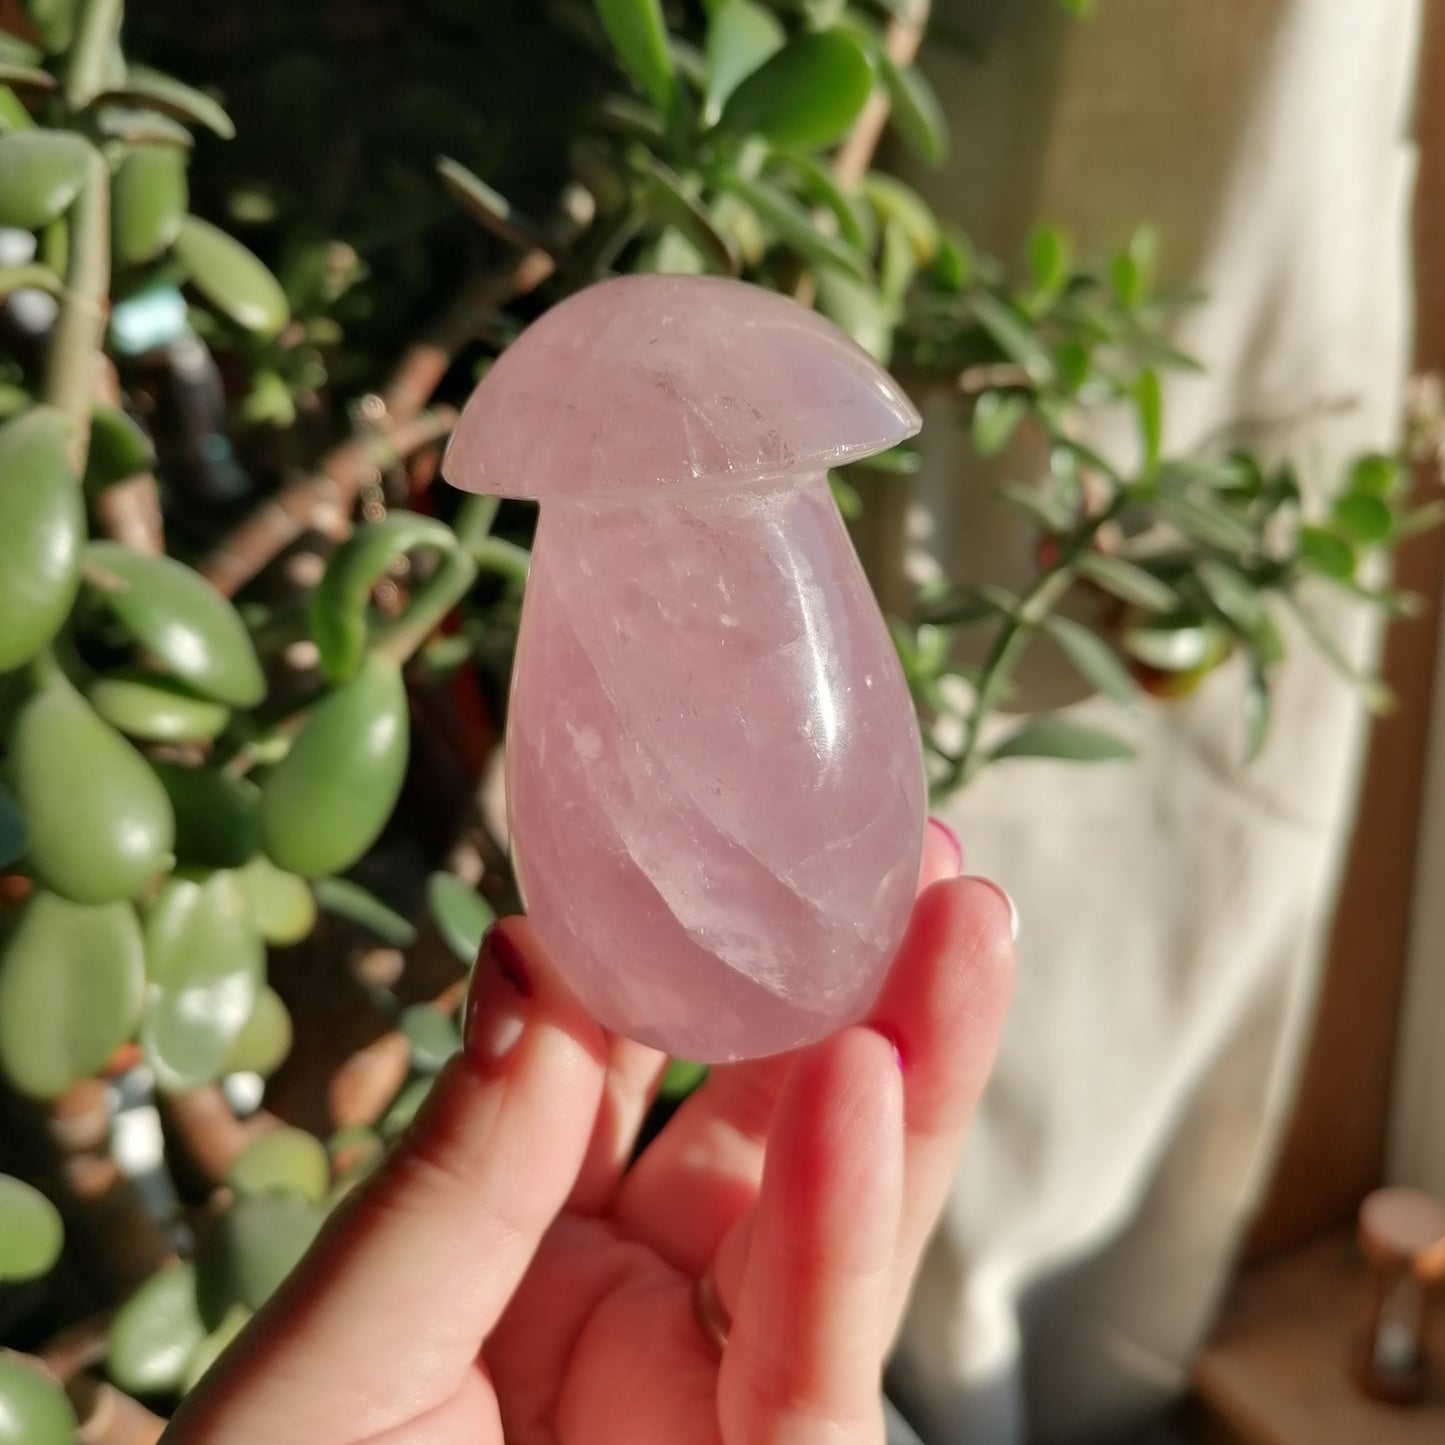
[0,0,1433,1437]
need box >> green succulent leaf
[720,30,874,150]
[1156,492,1257,552]
[112,145,188,264]
[1135,368,1163,472]
[594,0,676,112]
[89,670,231,744]
[224,985,294,1077]
[181,1304,250,1393]
[141,870,265,1092]
[0,33,44,67]
[971,391,1028,458]
[399,1004,461,1073]
[860,173,937,261]
[971,291,1054,384]
[260,654,409,878]
[25,0,76,54]
[719,170,870,281]
[428,872,496,964]
[989,717,1136,764]
[85,401,156,488]
[659,1058,708,1099]
[0,129,93,230]
[229,1127,330,1204]
[1346,452,1403,497]
[814,267,893,361]
[0,407,83,674]
[1243,662,1271,763]
[0,61,53,91]
[1077,551,1178,611]
[174,215,289,337]
[878,54,947,167]
[1195,558,1263,633]
[0,891,145,1098]
[108,1263,206,1398]
[87,542,266,707]
[152,763,261,871]
[236,856,315,947]
[0,1173,63,1282]
[629,149,739,275]
[118,64,236,140]
[1298,524,1357,581]
[196,1194,324,1321]
[1045,616,1139,710]
[0,1353,76,1445]
[1026,223,1072,298]
[13,671,175,905]
[1330,492,1394,546]
[436,157,538,248]
[311,876,417,948]
[703,0,784,125]
[768,151,867,252]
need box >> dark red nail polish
[481,924,534,998]
[463,924,533,1072]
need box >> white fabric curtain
[889,2,1422,1440]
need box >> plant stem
[833,0,932,189]
[374,547,479,668]
[40,150,109,458]
[943,496,1126,792]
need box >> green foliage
[0,2,1429,1424]
[11,668,175,903]
[0,1173,63,1281]
[0,1354,76,1445]
[258,653,409,878]
[0,408,83,673]
[0,891,144,1097]
[228,1127,331,1203]
[108,1263,207,1396]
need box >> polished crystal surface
[444,275,926,1061]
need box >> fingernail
[927,816,964,875]
[871,1025,907,1074]
[463,924,533,1073]
[969,877,1019,941]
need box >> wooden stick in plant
[199,407,457,595]
[834,0,932,190]
[201,246,555,597]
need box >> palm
[488,1212,724,1445]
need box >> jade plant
[0,0,1431,1436]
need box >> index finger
[168,921,606,1445]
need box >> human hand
[165,821,1014,1445]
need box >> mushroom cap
[441,274,920,499]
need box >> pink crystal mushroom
[443,274,926,1062]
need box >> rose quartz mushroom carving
[444,274,925,1062]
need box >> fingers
[919,815,964,890]
[568,1033,668,1213]
[612,1051,792,1273]
[614,816,965,1271]
[868,874,1015,1332]
[718,1027,902,1445]
[169,919,606,1445]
